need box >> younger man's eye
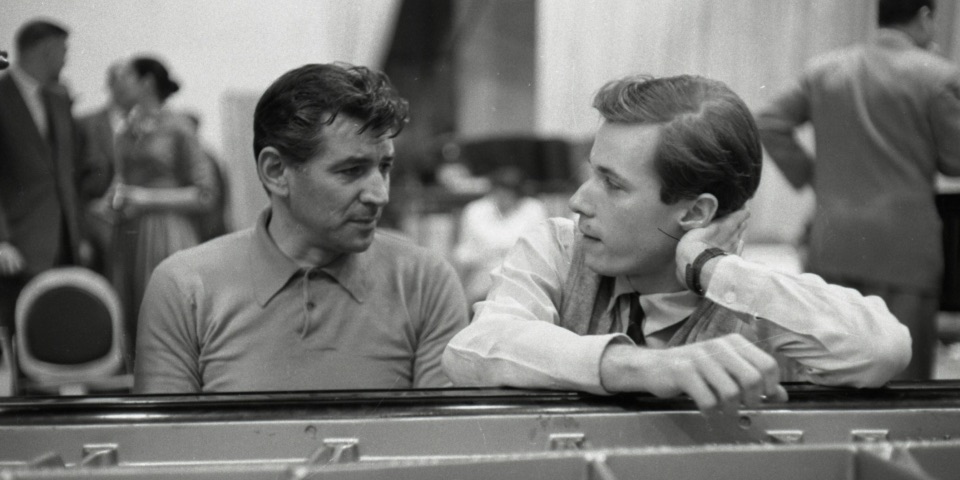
[602,176,620,190]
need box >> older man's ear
[257,147,290,198]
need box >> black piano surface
[2,383,960,479]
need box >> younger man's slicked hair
[593,74,762,218]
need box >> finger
[707,340,766,408]
[766,384,789,404]
[696,358,744,413]
[726,335,782,399]
[678,371,720,413]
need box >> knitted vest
[557,231,801,381]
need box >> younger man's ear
[678,193,719,231]
[257,147,290,197]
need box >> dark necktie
[625,293,645,346]
[40,88,58,153]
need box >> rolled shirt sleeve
[706,255,912,387]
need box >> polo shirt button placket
[300,268,319,337]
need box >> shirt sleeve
[133,259,203,393]
[412,257,470,388]
[755,76,815,189]
[442,219,627,395]
[705,255,912,387]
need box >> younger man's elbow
[441,343,476,387]
[856,327,913,387]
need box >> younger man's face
[569,122,690,287]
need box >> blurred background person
[756,0,960,380]
[108,56,217,354]
[77,61,127,278]
[0,19,87,336]
[184,111,230,243]
[453,165,548,307]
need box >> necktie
[39,88,57,153]
[625,293,645,346]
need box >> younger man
[443,75,911,412]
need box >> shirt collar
[8,65,41,97]
[315,246,368,304]
[875,28,919,49]
[608,276,699,336]
[249,208,369,307]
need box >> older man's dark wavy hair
[253,62,409,164]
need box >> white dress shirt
[9,65,48,138]
[442,218,912,395]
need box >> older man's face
[43,37,68,81]
[284,114,394,256]
[569,122,691,289]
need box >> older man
[443,74,911,413]
[134,63,468,393]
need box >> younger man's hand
[600,333,788,414]
[675,209,749,287]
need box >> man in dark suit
[0,19,85,333]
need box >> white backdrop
[1,0,401,154]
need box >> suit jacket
[757,29,960,292]
[0,73,83,275]
[76,107,117,205]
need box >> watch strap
[684,247,728,296]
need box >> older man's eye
[340,166,366,178]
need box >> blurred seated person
[442,75,911,414]
[453,166,548,305]
[184,111,230,242]
[134,62,469,393]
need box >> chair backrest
[15,267,126,385]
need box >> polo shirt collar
[315,247,368,304]
[249,208,369,307]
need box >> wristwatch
[685,247,728,296]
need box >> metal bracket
[549,432,588,451]
[305,438,360,464]
[764,430,804,444]
[80,443,119,467]
[852,429,890,443]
